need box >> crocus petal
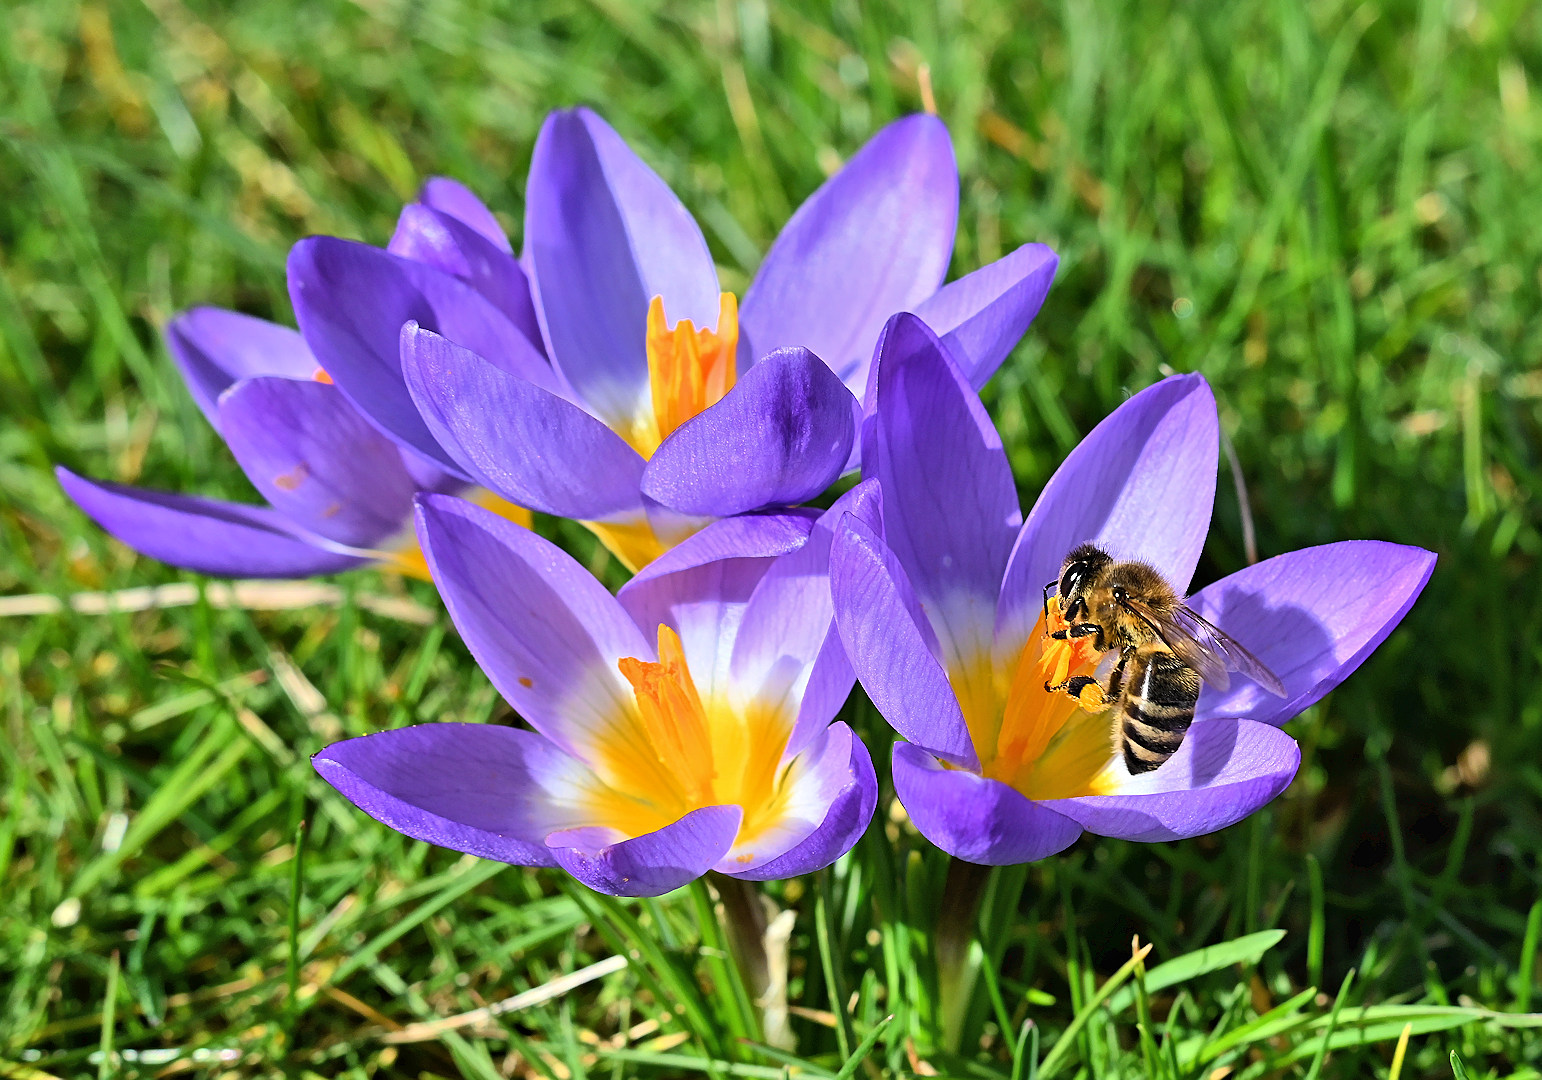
[398,452,465,495]
[830,514,978,768]
[720,723,877,879]
[1038,719,1300,842]
[642,347,857,517]
[891,742,1082,864]
[1189,541,1436,727]
[313,723,602,867]
[998,373,1218,648]
[166,308,317,428]
[416,493,651,761]
[549,804,742,897]
[56,467,365,578]
[732,480,881,758]
[741,114,958,390]
[218,377,417,548]
[418,176,512,253]
[287,237,555,470]
[402,324,645,521]
[911,243,1059,390]
[525,107,719,429]
[625,510,817,587]
[863,313,1020,670]
[389,203,543,347]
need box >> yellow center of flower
[582,624,793,843]
[951,598,1119,799]
[582,518,673,575]
[621,293,739,459]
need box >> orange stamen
[617,625,717,809]
[1037,595,1104,687]
[627,293,738,457]
[584,624,798,843]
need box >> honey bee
[1042,543,1287,774]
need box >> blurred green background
[3,0,1541,1076]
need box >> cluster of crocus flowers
[343,107,1059,569]
[63,109,1058,577]
[58,179,533,579]
[56,106,1435,901]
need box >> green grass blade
[1038,940,1153,1079]
[833,1013,894,1080]
[1107,929,1285,1013]
[1519,899,1542,1012]
[1302,968,1356,1080]
[96,950,118,1080]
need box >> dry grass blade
[381,955,630,1044]
[0,580,435,624]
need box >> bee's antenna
[1042,580,1058,621]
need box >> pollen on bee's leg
[1045,675,1111,712]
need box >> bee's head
[1057,543,1112,620]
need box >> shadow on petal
[892,742,1081,864]
[1041,719,1300,842]
[1188,541,1434,727]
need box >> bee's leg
[1050,622,1106,650]
[1050,622,1103,641]
[1043,675,1112,712]
[1106,649,1134,701]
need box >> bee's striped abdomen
[1119,651,1201,774]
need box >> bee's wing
[1119,598,1230,691]
[1162,604,1288,698]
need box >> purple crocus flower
[311,484,881,897]
[830,314,1435,863]
[364,107,1058,570]
[58,178,532,579]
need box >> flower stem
[708,873,797,1050]
[934,858,992,1054]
